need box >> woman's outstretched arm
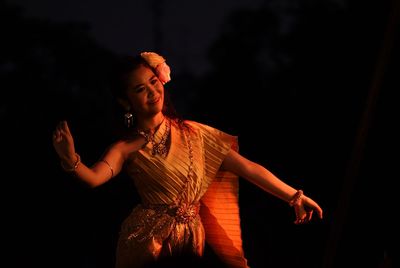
[52,120,134,188]
[221,149,323,224]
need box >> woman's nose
[147,85,156,96]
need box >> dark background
[2,0,398,267]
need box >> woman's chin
[148,106,163,116]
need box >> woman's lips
[148,97,160,104]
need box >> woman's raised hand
[52,121,76,164]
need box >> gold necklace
[138,118,171,157]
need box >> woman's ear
[117,98,130,111]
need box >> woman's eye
[135,87,145,93]
[151,79,158,85]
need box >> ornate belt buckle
[174,203,199,224]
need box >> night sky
[2,0,398,268]
[7,0,264,75]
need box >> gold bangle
[289,190,303,207]
[60,153,81,172]
[100,159,114,178]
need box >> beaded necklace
[138,118,171,157]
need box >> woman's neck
[137,113,165,133]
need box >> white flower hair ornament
[140,52,171,85]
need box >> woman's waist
[142,202,201,224]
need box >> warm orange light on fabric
[200,138,249,268]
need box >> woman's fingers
[317,205,323,219]
[295,217,307,224]
[295,206,306,224]
[55,121,72,139]
[53,129,62,143]
[63,121,71,135]
[294,200,319,224]
[307,209,314,221]
[306,197,323,219]
[53,121,73,144]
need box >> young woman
[52,51,323,268]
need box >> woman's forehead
[129,65,155,84]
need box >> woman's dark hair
[110,55,149,100]
[108,54,181,138]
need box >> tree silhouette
[191,1,395,267]
[1,1,133,268]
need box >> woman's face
[125,64,164,118]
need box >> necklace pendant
[139,118,171,157]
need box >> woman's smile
[148,96,161,105]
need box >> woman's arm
[52,121,141,188]
[59,146,126,188]
[221,149,323,223]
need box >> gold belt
[145,202,200,224]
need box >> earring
[124,112,134,128]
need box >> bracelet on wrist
[60,153,81,172]
[289,189,303,207]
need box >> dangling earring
[124,111,134,128]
